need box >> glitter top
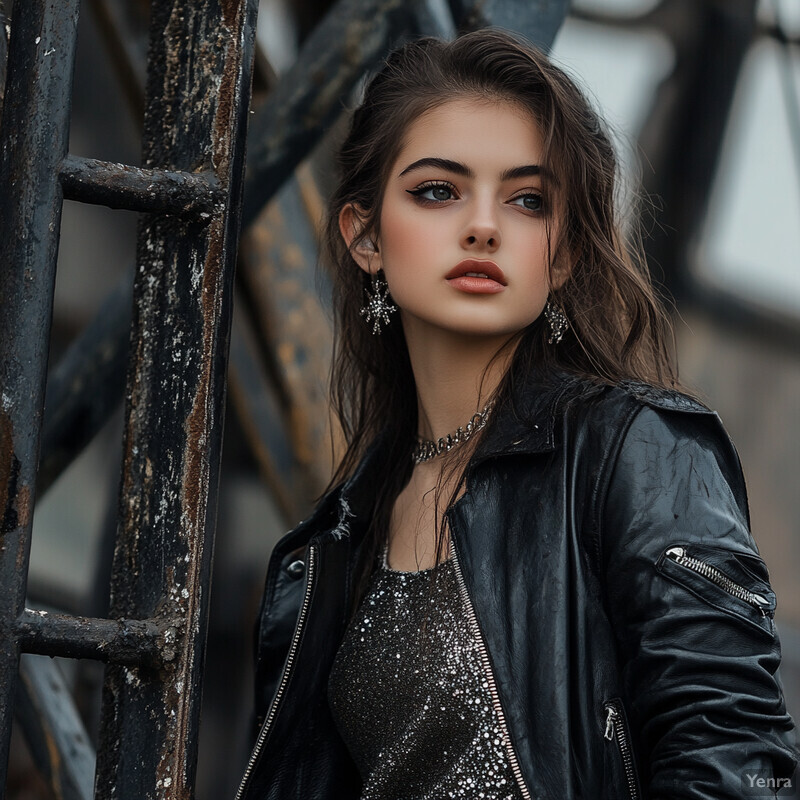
[327,546,525,800]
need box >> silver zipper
[665,546,772,617]
[603,701,640,800]
[235,544,318,800]
[450,539,532,800]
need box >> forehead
[392,97,545,173]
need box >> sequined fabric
[327,548,525,800]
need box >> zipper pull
[604,705,617,740]
[665,545,772,615]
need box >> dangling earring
[544,299,569,344]
[360,270,397,335]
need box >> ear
[338,203,382,275]
[550,257,572,291]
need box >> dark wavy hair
[321,28,679,596]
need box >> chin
[442,321,526,339]
[399,307,531,338]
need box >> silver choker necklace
[412,401,495,464]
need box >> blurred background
[2,0,798,797]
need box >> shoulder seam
[616,379,713,415]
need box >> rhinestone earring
[360,270,397,335]
[544,300,569,344]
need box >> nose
[461,197,501,252]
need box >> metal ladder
[0,0,259,797]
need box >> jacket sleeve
[600,402,799,799]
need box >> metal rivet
[286,559,305,579]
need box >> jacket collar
[327,366,586,543]
[468,365,580,462]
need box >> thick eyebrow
[500,164,543,181]
[398,157,473,178]
[398,157,546,182]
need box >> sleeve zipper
[665,546,773,617]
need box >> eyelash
[406,181,545,213]
[406,181,458,204]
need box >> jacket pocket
[603,697,642,800]
[655,542,776,639]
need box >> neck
[401,315,518,442]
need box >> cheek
[381,213,416,251]
[379,206,438,268]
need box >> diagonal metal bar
[240,0,430,226]
[237,170,339,499]
[0,0,82,792]
[15,654,96,800]
[92,0,260,796]
[38,275,133,497]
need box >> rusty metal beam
[60,155,223,218]
[0,0,81,791]
[0,11,8,114]
[92,0,260,797]
[237,172,338,498]
[16,609,163,667]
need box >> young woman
[236,29,799,800]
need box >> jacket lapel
[468,367,572,462]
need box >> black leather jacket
[237,369,799,800]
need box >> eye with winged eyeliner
[405,181,459,203]
[405,180,545,213]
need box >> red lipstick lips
[445,259,507,294]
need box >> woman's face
[345,96,566,341]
